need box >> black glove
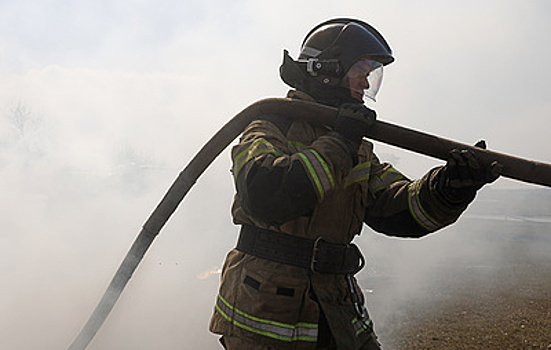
[438,140,502,204]
[333,103,376,146]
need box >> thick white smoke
[1,1,550,349]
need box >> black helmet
[280,18,394,106]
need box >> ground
[371,245,551,350]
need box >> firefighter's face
[348,71,369,101]
[343,59,384,102]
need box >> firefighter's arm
[364,146,500,238]
[363,158,470,238]
[232,117,354,225]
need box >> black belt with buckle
[236,224,365,274]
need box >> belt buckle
[310,237,324,273]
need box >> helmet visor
[343,59,384,102]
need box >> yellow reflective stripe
[369,166,404,193]
[298,153,324,199]
[298,150,335,201]
[345,161,372,187]
[407,180,440,231]
[215,295,318,342]
[233,140,283,175]
[352,306,372,336]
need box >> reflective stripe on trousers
[215,295,318,343]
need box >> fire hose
[68,97,551,349]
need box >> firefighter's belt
[236,224,365,274]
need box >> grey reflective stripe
[369,166,404,194]
[345,161,372,187]
[352,306,372,336]
[300,46,322,58]
[298,149,335,201]
[233,139,283,176]
[408,180,440,231]
[215,295,318,342]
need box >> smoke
[356,187,551,346]
[1,1,550,349]
[0,69,235,349]
[2,80,549,350]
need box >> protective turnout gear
[237,224,365,274]
[438,140,502,204]
[210,90,478,349]
[280,18,394,106]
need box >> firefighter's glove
[333,103,376,147]
[439,140,502,204]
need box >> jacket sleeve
[363,154,473,238]
[232,117,353,226]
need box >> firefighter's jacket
[210,91,473,349]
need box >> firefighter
[209,18,500,349]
